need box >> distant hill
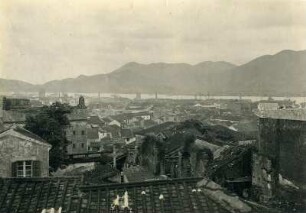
[1,49,306,96]
[228,50,306,96]
[41,61,237,94]
[0,78,35,92]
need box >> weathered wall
[252,153,274,201]
[277,119,306,184]
[0,135,49,177]
[255,118,306,200]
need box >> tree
[25,102,72,170]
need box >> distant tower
[155,92,158,100]
[77,96,86,109]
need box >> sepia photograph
[0,0,306,212]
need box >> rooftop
[0,177,276,213]
[0,177,81,213]
[255,109,306,121]
[87,116,105,126]
[120,129,134,138]
[136,122,176,136]
[0,126,49,145]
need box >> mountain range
[1,49,306,96]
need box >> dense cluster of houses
[0,95,305,212]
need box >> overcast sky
[1,0,306,84]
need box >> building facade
[0,126,51,177]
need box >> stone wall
[0,135,50,177]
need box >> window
[12,161,41,177]
[81,143,84,148]
[81,130,85,135]
[16,161,32,177]
[73,130,76,135]
[73,144,76,149]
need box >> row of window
[72,130,86,135]
[64,130,86,136]
[72,143,85,149]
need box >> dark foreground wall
[258,118,306,185]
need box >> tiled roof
[83,164,119,185]
[0,126,50,145]
[78,178,230,213]
[14,127,49,144]
[87,116,105,126]
[2,110,27,123]
[0,177,276,213]
[136,122,176,136]
[0,177,82,213]
[78,177,274,213]
[102,125,121,138]
[110,114,131,122]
